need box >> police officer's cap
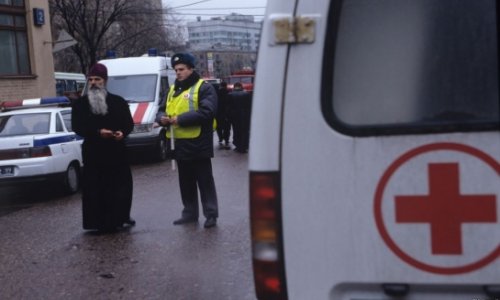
[171,53,196,68]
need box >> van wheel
[63,162,80,194]
[155,133,169,161]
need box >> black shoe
[124,218,136,226]
[234,148,247,153]
[173,217,198,225]
[121,218,136,229]
[204,217,217,228]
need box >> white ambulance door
[280,1,500,299]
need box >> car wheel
[155,133,169,162]
[63,162,80,194]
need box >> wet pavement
[0,146,255,300]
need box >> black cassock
[72,92,134,230]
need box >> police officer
[157,53,219,228]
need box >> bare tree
[50,0,179,74]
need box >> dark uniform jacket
[72,92,134,166]
[156,72,218,161]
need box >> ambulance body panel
[250,0,500,299]
[98,56,176,161]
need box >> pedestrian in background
[72,63,136,233]
[156,52,219,229]
[216,81,231,149]
[228,82,252,153]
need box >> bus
[54,72,86,99]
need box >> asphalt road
[0,145,256,300]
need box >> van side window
[322,0,500,136]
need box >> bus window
[54,72,86,99]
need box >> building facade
[186,13,261,79]
[0,0,56,102]
[187,13,261,52]
[191,50,257,79]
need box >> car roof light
[1,96,70,111]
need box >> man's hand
[113,130,124,141]
[160,115,178,125]
[99,128,114,139]
[100,129,124,141]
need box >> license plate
[0,166,15,177]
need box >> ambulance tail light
[250,171,288,300]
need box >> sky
[161,0,267,23]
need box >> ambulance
[98,53,176,161]
[249,1,500,299]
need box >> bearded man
[72,63,135,233]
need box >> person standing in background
[72,63,135,233]
[216,81,231,149]
[228,82,252,153]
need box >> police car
[0,97,83,194]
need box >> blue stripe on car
[34,134,78,146]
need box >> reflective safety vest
[165,79,204,139]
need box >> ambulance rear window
[323,0,500,136]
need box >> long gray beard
[88,87,108,115]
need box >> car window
[56,114,64,132]
[0,113,50,136]
[60,110,72,132]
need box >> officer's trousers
[177,158,218,219]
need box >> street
[0,145,255,300]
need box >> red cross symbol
[395,163,497,255]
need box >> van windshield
[106,74,157,102]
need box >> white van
[249,1,500,300]
[98,55,176,161]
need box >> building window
[0,0,30,76]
